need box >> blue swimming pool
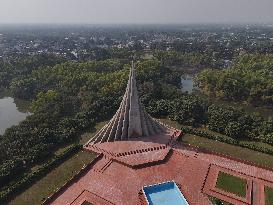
[143,181,189,205]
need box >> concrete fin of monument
[84,61,177,146]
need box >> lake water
[181,74,195,93]
[0,97,31,135]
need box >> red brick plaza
[43,130,273,205]
[43,63,273,205]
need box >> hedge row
[180,126,273,156]
[0,144,81,204]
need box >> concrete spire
[89,61,169,144]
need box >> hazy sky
[0,0,273,24]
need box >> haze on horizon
[0,0,273,25]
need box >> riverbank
[174,65,273,118]
[0,91,31,135]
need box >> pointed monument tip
[88,61,171,144]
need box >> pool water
[143,181,189,205]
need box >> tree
[31,90,58,113]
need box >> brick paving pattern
[43,130,273,205]
[43,62,273,205]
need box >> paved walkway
[46,139,273,205]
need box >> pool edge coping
[142,180,190,205]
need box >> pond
[181,74,197,94]
[0,96,31,135]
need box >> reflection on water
[181,74,196,94]
[0,97,31,135]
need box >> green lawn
[7,122,108,205]
[8,151,96,205]
[216,172,247,197]
[181,125,273,154]
[265,187,273,205]
[181,134,273,169]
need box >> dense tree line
[146,95,273,145]
[9,59,126,100]
[195,54,273,106]
[0,51,272,194]
[0,60,127,188]
[0,57,180,190]
[0,54,65,88]
[133,58,273,147]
